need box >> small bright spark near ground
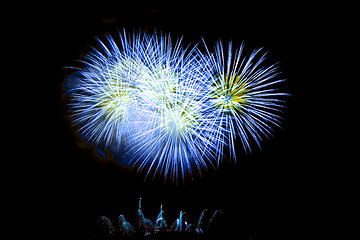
[65,30,288,183]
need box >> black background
[35,1,333,240]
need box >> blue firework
[200,41,288,161]
[125,35,226,181]
[65,30,287,182]
[67,31,225,182]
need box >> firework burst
[200,41,288,161]
[65,30,287,182]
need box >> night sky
[38,2,330,240]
